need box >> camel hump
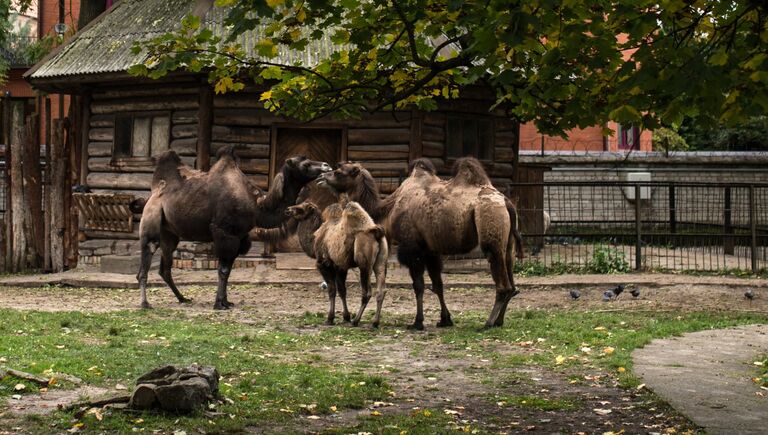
[451,157,491,185]
[152,150,184,186]
[408,158,436,175]
[216,145,237,160]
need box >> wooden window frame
[444,114,495,163]
[110,110,171,167]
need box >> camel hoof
[140,301,152,310]
[371,322,380,329]
[351,319,361,327]
[407,323,425,331]
[178,297,193,304]
[436,318,454,328]
[225,301,235,308]
[213,303,230,310]
[342,315,352,323]
[324,318,335,326]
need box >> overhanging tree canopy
[130,0,768,136]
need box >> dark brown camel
[319,157,521,329]
[311,200,389,327]
[135,147,331,310]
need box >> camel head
[317,162,365,193]
[285,202,319,221]
[283,156,333,184]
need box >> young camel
[319,157,521,329]
[307,200,389,327]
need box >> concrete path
[633,324,768,435]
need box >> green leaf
[609,105,641,123]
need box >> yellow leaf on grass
[555,355,566,365]
[370,410,382,416]
[603,347,615,355]
[617,367,626,373]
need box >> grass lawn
[0,285,766,433]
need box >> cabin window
[112,113,170,161]
[618,124,640,150]
[446,116,494,160]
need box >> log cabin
[25,0,543,269]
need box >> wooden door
[271,128,343,182]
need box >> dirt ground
[0,278,766,433]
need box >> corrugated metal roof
[29,0,342,80]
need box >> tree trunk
[77,0,106,29]
[9,102,25,271]
[22,113,42,267]
[50,120,66,272]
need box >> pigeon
[569,289,581,300]
[319,281,328,291]
[611,284,625,296]
[745,289,755,300]
[602,290,615,302]
[630,288,640,298]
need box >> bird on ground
[745,289,755,300]
[630,288,640,298]
[569,289,581,300]
[611,284,625,296]
[602,290,615,302]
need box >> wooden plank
[423,140,444,157]
[88,141,112,157]
[172,110,198,124]
[80,94,91,185]
[344,112,412,128]
[495,147,514,162]
[170,138,197,156]
[246,174,269,190]
[88,127,113,142]
[9,102,25,271]
[151,116,170,156]
[213,94,265,109]
[348,145,410,161]
[237,158,269,174]
[409,110,422,161]
[171,123,197,139]
[90,114,114,128]
[213,108,267,126]
[23,114,42,267]
[212,125,270,144]
[422,112,446,127]
[43,98,51,271]
[86,172,153,190]
[495,131,517,147]
[83,228,140,240]
[91,85,199,100]
[348,128,411,145]
[50,120,66,272]
[487,162,514,178]
[132,117,151,157]
[495,117,517,132]
[357,160,408,177]
[422,124,445,142]
[197,86,213,171]
[211,142,270,158]
[91,95,197,114]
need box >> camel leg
[336,268,351,323]
[371,241,388,329]
[494,229,519,327]
[317,262,337,325]
[352,266,372,327]
[399,245,427,331]
[483,247,518,329]
[158,232,191,304]
[137,239,158,309]
[425,254,452,327]
[211,226,242,310]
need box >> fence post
[669,183,676,234]
[635,184,642,270]
[724,186,733,255]
[750,185,757,273]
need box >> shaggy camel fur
[320,157,520,329]
[310,200,389,327]
[136,148,330,310]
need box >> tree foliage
[131,0,768,136]
[678,116,768,151]
[0,0,34,83]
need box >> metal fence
[509,181,768,274]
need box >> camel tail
[129,198,146,214]
[506,199,524,260]
[367,225,386,241]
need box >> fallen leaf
[555,355,566,365]
[330,405,337,412]
[307,415,320,420]
[617,367,626,373]
[55,345,66,349]
[0,357,7,363]
[14,383,25,391]
[603,347,615,355]
[11,394,21,400]
[115,384,127,390]
[593,408,613,416]
[636,383,646,391]
[581,347,592,354]
[754,361,764,366]
[444,409,460,415]
[370,410,382,416]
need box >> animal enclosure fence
[509,181,768,274]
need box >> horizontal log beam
[422,112,445,127]
[172,110,198,124]
[357,160,408,177]
[87,172,153,190]
[88,141,112,157]
[91,86,199,100]
[90,114,114,128]
[88,127,113,142]
[247,174,269,190]
[212,125,270,144]
[422,125,445,142]
[211,142,270,159]
[422,140,444,157]
[170,138,197,156]
[237,158,269,174]
[91,96,197,114]
[214,108,271,126]
[348,128,411,145]
[495,131,517,147]
[348,144,410,161]
[172,124,197,139]
[344,112,412,128]
[88,156,194,173]
[213,94,265,109]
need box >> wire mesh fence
[509,181,768,274]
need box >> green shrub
[652,127,689,152]
[587,247,631,274]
